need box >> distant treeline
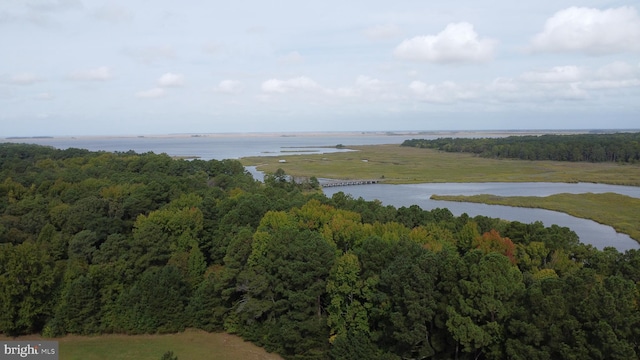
[1,143,639,360]
[401,132,640,163]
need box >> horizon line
[5,128,640,140]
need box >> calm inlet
[322,183,640,252]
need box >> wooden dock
[321,179,380,187]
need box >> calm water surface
[323,183,640,251]
[6,134,409,160]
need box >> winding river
[321,182,640,252]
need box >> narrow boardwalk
[321,179,380,187]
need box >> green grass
[431,192,640,242]
[241,145,640,186]
[2,329,282,360]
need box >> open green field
[432,192,640,242]
[241,145,640,186]
[1,329,282,360]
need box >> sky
[1,0,640,136]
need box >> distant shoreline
[5,129,638,141]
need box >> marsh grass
[242,144,640,243]
[241,145,640,186]
[431,192,640,242]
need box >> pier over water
[321,179,380,187]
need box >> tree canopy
[402,132,640,163]
[1,142,638,359]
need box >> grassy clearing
[1,329,282,360]
[431,192,640,242]
[241,145,640,186]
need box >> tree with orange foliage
[473,229,517,264]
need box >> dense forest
[401,132,640,163]
[1,143,639,360]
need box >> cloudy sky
[1,0,639,136]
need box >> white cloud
[324,76,388,99]
[409,80,478,103]
[520,66,584,83]
[355,75,383,91]
[556,84,590,100]
[486,80,589,103]
[70,66,112,81]
[595,61,639,80]
[529,6,640,55]
[214,80,243,94]
[406,63,631,104]
[8,73,42,85]
[261,77,320,93]
[135,88,165,99]
[514,62,640,92]
[364,24,402,40]
[404,60,640,106]
[157,72,184,87]
[484,62,640,102]
[331,87,359,98]
[585,61,640,89]
[394,22,497,63]
[278,51,304,65]
[581,79,640,90]
[259,76,390,101]
[485,77,519,95]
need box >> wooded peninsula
[401,132,640,163]
[1,139,639,360]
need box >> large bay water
[5,133,409,160]
[7,133,640,251]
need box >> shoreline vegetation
[240,144,640,243]
[241,144,640,186]
[401,132,640,163]
[431,193,640,242]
